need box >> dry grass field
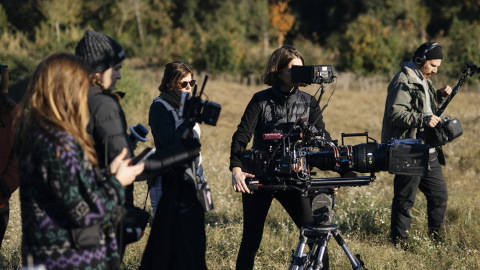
[1,62,479,269]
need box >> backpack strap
[154,97,184,131]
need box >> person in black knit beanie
[75,29,137,262]
[76,30,202,264]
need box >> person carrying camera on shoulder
[381,41,452,248]
[139,61,207,270]
[146,61,205,216]
[230,45,331,269]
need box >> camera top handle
[340,132,378,146]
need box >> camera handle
[435,62,479,117]
[245,173,376,193]
[311,79,337,131]
[316,83,326,110]
[340,132,378,146]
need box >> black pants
[391,151,448,240]
[0,203,8,248]
[140,170,207,270]
[236,191,329,269]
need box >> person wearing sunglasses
[140,61,207,269]
[147,61,202,215]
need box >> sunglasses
[178,80,196,88]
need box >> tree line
[1,0,480,97]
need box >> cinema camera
[177,75,221,212]
[240,124,430,193]
[239,64,430,226]
[179,75,221,126]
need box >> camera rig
[240,123,429,194]
[179,75,221,126]
[239,115,430,229]
[177,75,221,212]
[240,64,430,269]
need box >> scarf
[159,90,182,109]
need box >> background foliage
[2,0,480,99]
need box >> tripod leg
[311,231,331,270]
[289,228,308,270]
[332,229,364,270]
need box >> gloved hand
[180,137,201,160]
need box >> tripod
[286,184,369,270]
[288,223,368,270]
[247,174,376,270]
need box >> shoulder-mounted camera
[179,75,221,126]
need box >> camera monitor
[291,65,335,84]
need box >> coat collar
[402,61,429,88]
[88,84,104,97]
[271,87,298,100]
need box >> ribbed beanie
[75,29,125,74]
[413,41,443,61]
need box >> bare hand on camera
[232,167,254,194]
[426,115,442,128]
[110,148,145,186]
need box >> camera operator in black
[381,41,452,246]
[230,45,331,269]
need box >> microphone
[129,124,149,148]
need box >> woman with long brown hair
[15,52,144,270]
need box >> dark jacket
[149,96,190,152]
[230,87,331,171]
[0,98,18,206]
[87,85,140,209]
[87,86,164,185]
[87,85,134,168]
[381,62,448,142]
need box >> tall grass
[1,62,479,269]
